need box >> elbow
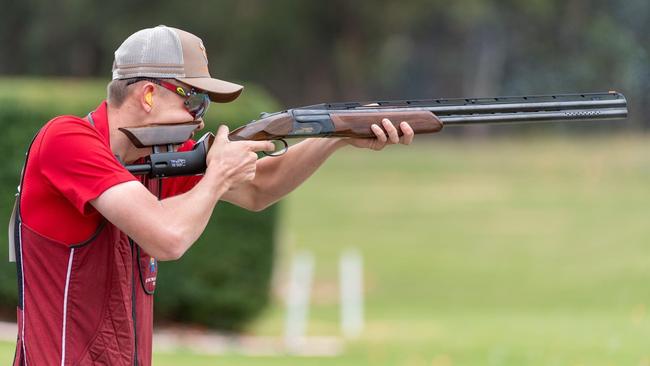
[248,202,268,212]
[246,186,275,212]
[248,197,274,212]
[155,228,190,261]
[158,247,184,261]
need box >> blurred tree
[0,0,646,128]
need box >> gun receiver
[124,92,628,178]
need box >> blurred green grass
[2,134,649,365]
[257,134,650,365]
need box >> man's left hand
[345,118,415,150]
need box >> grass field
[2,134,649,365]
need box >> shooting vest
[11,114,159,366]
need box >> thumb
[215,124,230,143]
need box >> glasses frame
[126,77,210,120]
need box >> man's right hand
[206,125,275,190]
[92,125,273,261]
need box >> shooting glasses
[126,77,211,120]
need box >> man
[11,25,414,365]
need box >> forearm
[222,138,348,210]
[156,167,229,255]
[92,165,230,260]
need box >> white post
[284,251,314,353]
[339,248,364,339]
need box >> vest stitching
[69,220,108,248]
[19,221,27,366]
[60,248,75,366]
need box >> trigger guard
[263,139,288,157]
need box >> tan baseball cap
[112,25,243,103]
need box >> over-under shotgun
[229,91,627,140]
[123,92,628,178]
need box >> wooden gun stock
[228,110,444,141]
[328,111,443,138]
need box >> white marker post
[339,249,364,339]
[284,251,314,353]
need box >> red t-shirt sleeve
[38,118,137,214]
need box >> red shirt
[20,101,201,244]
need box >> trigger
[262,139,288,157]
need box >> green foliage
[0,77,280,330]
[1,0,647,129]
[155,201,278,330]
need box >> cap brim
[176,77,243,103]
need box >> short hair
[106,79,131,107]
[106,78,178,107]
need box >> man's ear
[140,84,156,112]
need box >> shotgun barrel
[292,92,628,126]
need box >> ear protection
[145,92,153,106]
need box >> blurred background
[0,0,649,365]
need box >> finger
[216,125,230,143]
[371,124,387,144]
[243,140,276,152]
[399,121,414,145]
[382,118,399,144]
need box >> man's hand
[206,125,274,190]
[345,119,415,150]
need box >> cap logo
[198,41,208,63]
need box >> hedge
[0,77,280,330]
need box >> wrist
[204,164,232,194]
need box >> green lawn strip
[272,134,650,364]
[1,135,647,365]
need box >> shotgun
[122,91,628,178]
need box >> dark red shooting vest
[12,115,159,365]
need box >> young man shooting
[11,25,414,365]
